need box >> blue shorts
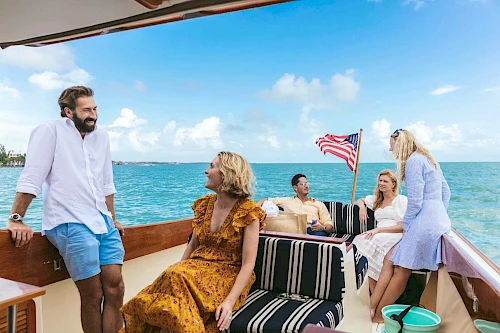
[45,213,125,282]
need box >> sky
[1,0,500,164]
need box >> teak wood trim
[443,232,500,322]
[123,218,193,261]
[0,219,193,287]
[0,278,45,311]
[0,300,36,333]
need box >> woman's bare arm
[181,229,200,261]
[215,219,260,330]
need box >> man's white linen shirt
[16,118,117,235]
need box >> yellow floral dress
[120,194,266,333]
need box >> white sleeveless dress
[352,194,408,281]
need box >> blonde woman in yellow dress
[120,152,266,333]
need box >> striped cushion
[342,204,376,235]
[352,244,368,290]
[322,201,344,233]
[327,233,355,243]
[228,289,344,333]
[254,236,345,302]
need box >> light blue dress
[390,153,451,270]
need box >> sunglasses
[391,129,403,138]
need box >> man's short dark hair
[291,174,306,187]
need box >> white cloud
[128,131,160,153]
[371,119,391,140]
[0,111,37,153]
[173,117,223,148]
[0,45,76,71]
[405,121,463,150]
[261,70,360,135]
[0,81,20,99]
[28,69,93,90]
[331,70,360,102]
[260,70,360,109]
[258,135,280,149]
[484,86,500,92]
[164,120,176,133]
[299,106,324,135]
[135,80,148,94]
[106,109,160,153]
[109,108,147,129]
[429,85,463,96]
[403,0,435,10]
[107,131,124,152]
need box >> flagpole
[350,128,363,204]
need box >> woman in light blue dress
[370,129,451,322]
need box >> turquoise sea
[1,162,499,266]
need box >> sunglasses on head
[391,129,403,138]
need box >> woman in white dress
[352,169,408,293]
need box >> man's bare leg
[370,246,395,318]
[372,266,412,322]
[101,264,125,333]
[75,275,103,333]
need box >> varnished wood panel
[0,278,45,310]
[443,232,500,322]
[122,218,192,261]
[0,300,36,333]
[0,231,70,286]
[0,219,193,287]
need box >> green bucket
[382,305,441,333]
[474,319,500,333]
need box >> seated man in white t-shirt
[258,173,333,236]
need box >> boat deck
[371,323,384,333]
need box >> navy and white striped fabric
[228,236,346,332]
[253,236,346,302]
[352,244,368,290]
[228,289,344,333]
[342,204,376,235]
[321,201,343,233]
[327,233,356,243]
[322,202,376,243]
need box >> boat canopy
[0,0,291,49]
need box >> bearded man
[6,86,125,333]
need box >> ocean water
[1,162,499,266]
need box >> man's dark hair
[291,174,306,187]
[58,86,94,117]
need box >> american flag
[316,133,359,171]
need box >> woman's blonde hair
[217,151,255,198]
[393,130,437,181]
[372,169,399,210]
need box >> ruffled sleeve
[364,195,375,210]
[191,194,213,230]
[232,199,267,231]
[393,195,408,222]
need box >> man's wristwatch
[8,213,24,223]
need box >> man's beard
[73,114,97,133]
